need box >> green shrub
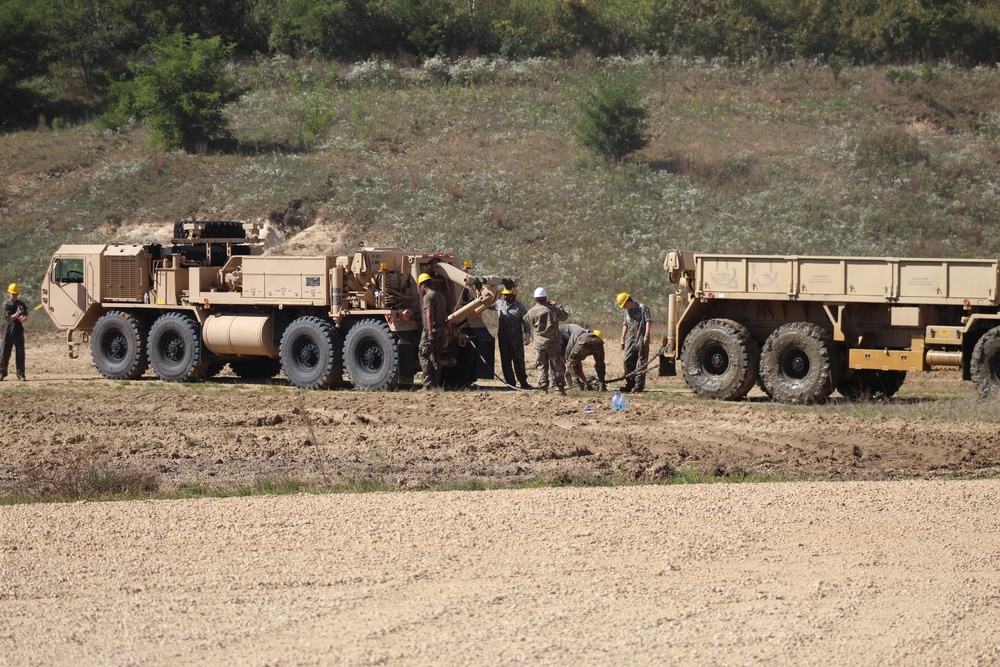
[106,32,244,152]
[573,72,649,162]
[855,127,928,174]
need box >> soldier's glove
[620,340,626,351]
[427,334,436,344]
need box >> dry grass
[3,56,1000,325]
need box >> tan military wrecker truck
[659,249,1000,403]
[41,221,514,390]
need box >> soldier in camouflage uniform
[617,292,652,393]
[0,283,28,381]
[492,287,531,389]
[560,323,606,391]
[418,272,446,389]
[525,287,569,395]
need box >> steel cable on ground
[465,336,668,392]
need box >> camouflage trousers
[533,340,566,391]
[419,333,445,388]
[623,340,649,392]
[567,335,606,391]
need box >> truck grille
[103,256,141,301]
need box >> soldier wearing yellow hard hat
[418,271,445,388]
[491,284,531,389]
[617,291,652,393]
[1,282,29,381]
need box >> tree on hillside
[102,32,243,152]
[574,73,649,162]
[0,0,56,126]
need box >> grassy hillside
[2,55,999,327]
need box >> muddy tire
[680,319,759,401]
[149,313,208,382]
[837,369,907,400]
[970,326,1000,398]
[759,322,841,404]
[91,311,149,380]
[230,357,282,380]
[280,317,339,389]
[343,319,399,391]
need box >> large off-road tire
[680,319,759,401]
[343,319,399,391]
[149,313,208,382]
[970,326,1000,398]
[837,369,907,400]
[230,357,282,380]
[280,317,340,389]
[91,311,149,381]
[759,322,841,404]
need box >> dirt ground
[2,332,1000,664]
[2,331,999,493]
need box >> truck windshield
[53,258,84,284]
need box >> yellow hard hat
[501,287,515,296]
[616,292,630,308]
[417,272,433,285]
[592,329,604,341]
[7,283,19,295]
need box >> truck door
[45,256,89,328]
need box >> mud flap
[658,353,677,377]
[441,327,494,387]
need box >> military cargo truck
[659,249,1000,402]
[41,221,513,390]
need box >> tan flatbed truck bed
[660,250,1000,402]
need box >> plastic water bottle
[611,390,622,412]
[619,394,630,412]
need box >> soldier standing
[525,287,569,395]
[418,272,446,389]
[560,323,607,391]
[1,283,28,381]
[617,292,652,393]
[493,287,532,389]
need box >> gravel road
[3,481,999,665]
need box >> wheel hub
[360,341,384,371]
[783,350,810,379]
[704,347,729,375]
[296,341,319,370]
[165,336,185,362]
[108,334,127,360]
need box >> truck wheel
[838,370,907,400]
[280,317,340,389]
[149,313,208,382]
[91,311,149,380]
[343,319,399,390]
[230,357,282,380]
[970,326,1000,398]
[680,319,759,401]
[759,322,840,404]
